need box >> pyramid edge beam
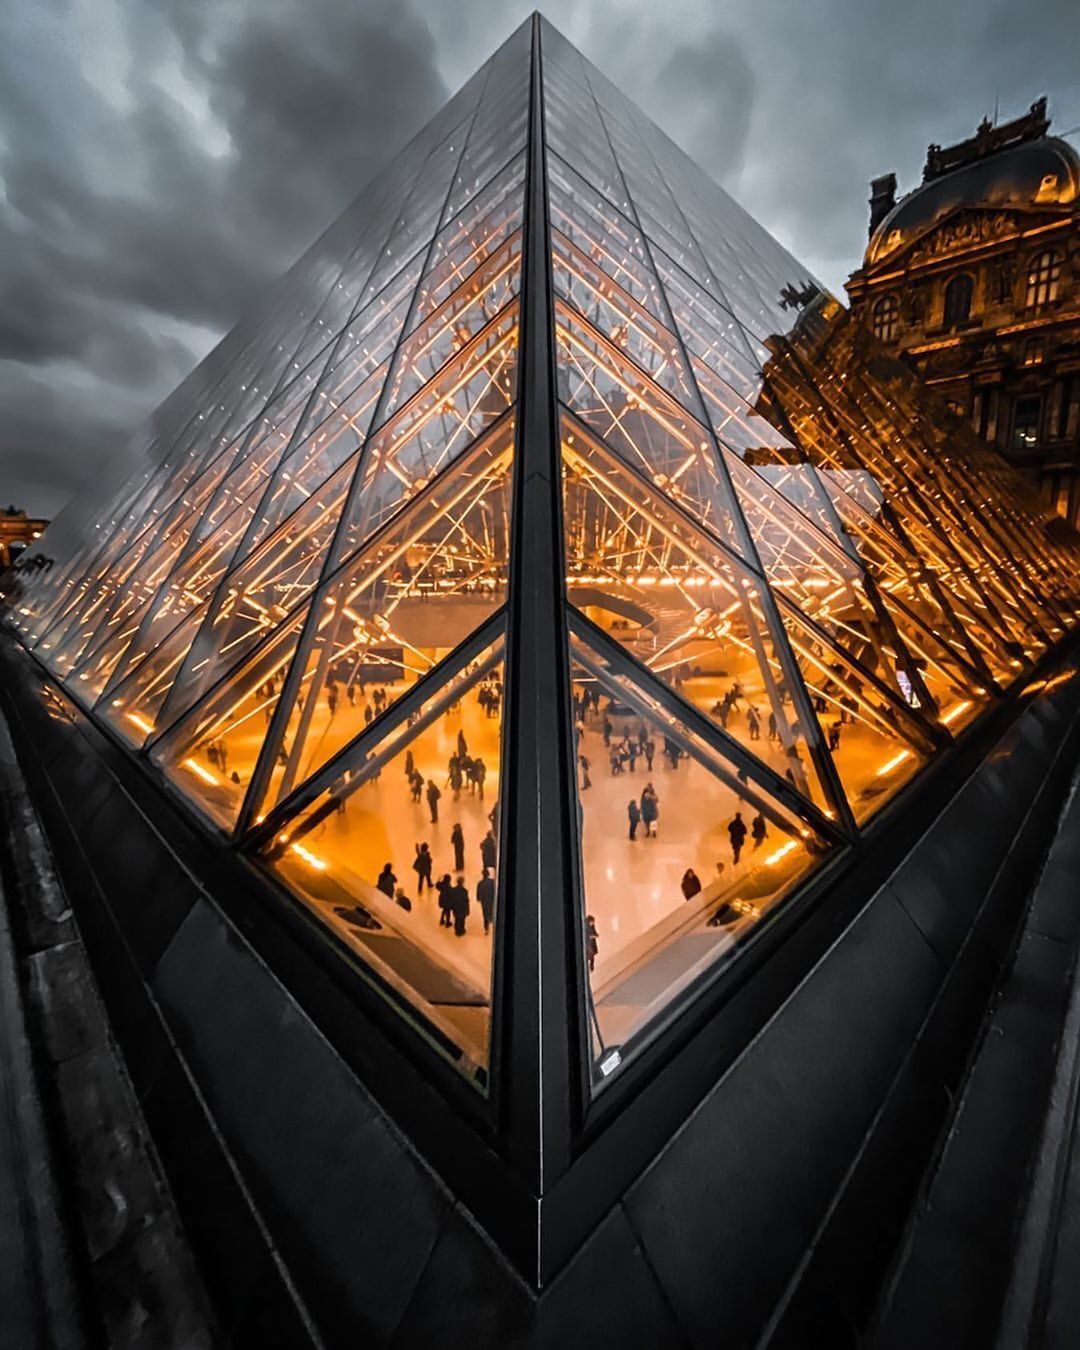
[493,13,588,1280]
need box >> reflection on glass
[568,633,830,1071]
[263,641,506,1085]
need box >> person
[729,811,748,866]
[457,728,468,760]
[364,702,373,726]
[451,822,466,872]
[747,705,761,741]
[579,752,591,790]
[405,748,414,780]
[426,778,441,824]
[376,862,396,898]
[640,784,659,838]
[609,749,622,775]
[480,830,497,872]
[828,721,842,752]
[644,737,655,771]
[602,715,613,747]
[627,797,641,841]
[449,875,470,937]
[410,769,424,803]
[413,842,433,892]
[230,770,241,785]
[347,681,356,706]
[751,811,768,850]
[447,756,463,799]
[680,868,702,901]
[436,874,453,927]
[473,757,486,800]
[769,710,778,742]
[585,915,599,973]
[627,739,637,773]
[476,868,495,935]
[327,683,338,716]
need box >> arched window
[1025,250,1062,308]
[871,294,899,342]
[943,274,974,328]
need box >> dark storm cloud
[641,32,756,185]
[1,0,1079,518]
[0,0,448,513]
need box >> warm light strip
[290,843,327,871]
[182,758,220,787]
[877,750,913,776]
[941,700,972,726]
[765,841,798,866]
[125,711,154,736]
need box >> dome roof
[866,136,1080,266]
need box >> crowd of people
[365,675,503,943]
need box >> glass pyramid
[8,15,1080,1100]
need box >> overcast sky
[2,0,1078,518]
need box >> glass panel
[257,420,514,815]
[555,303,741,552]
[561,421,833,815]
[148,608,309,830]
[568,629,831,1072]
[263,636,507,1085]
[331,305,519,564]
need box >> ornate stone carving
[910,211,1020,262]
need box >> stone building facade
[846,99,1080,525]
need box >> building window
[1023,337,1045,366]
[943,274,974,328]
[872,294,899,342]
[1025,250,1062,308]
[1012,396,1042,450]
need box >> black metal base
[4,630,1080,1348]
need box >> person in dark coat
[426,779,441,824]
[412,842,433,892]
[680,868,702,901]
[476,868,495,935]
[751,812,768,850]
[448,876,470,937]
[627,798,641,841]
[480,830,497,871]
[451,823,466,872]
[640,784,659,838]
[729,811,748,865]
[436,874,453,927]
[376,863,396,898]
[585,915,599,973]
[457,729,468,759]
